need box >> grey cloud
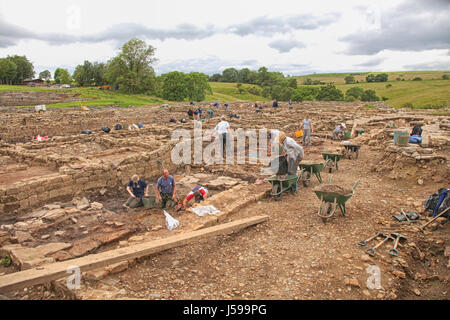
[228,13,340,36]
[268,39,305,53]
[403,60,450,71]
[0,12,340,48]
[341,0,450,55]
[356,57,385,67]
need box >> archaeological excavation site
[0,99,449,301]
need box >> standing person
[197,106,203,120]
[272,99,278,108]
[156,170,177,209]
[299,114,313,146]
[124,174,149,208]
[214,116,232,158]
[288,99,293,109]
[278,132,304,176]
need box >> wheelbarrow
[342,144,361,159]
[265,174,300,200]
[322,152,343,172]
[298,159,331,187]
[313,176,359,222]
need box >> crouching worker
[156,170,176,209]
[332,123,346,140]
[124,174,149,208]
[179,186,208,210]
[278,132,304,176]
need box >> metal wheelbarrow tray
[265,174,300,200]
[313,178,359,222]
[342,144,361,159]
[298,159,330,187]
[322,152,343,172]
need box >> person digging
[332,123,346,140]
[124,174,149,208]
[277,131,304,176]
[176,185,208,211]
[156,169,177,209]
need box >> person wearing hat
[277,132,304,176]
[332,123,347,140]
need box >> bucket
[397,135,409,146]
[344,131,351,138]
[393,131,408,143]
[142,196,156,209]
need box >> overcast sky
[0,0,449,76]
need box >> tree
[38,70,51,81]
[345,87,364,100]
[247,86,261,96]
[291,86,320,101]
[286,78,298,89]
[6,55,34,84]
[186,72,212,101]
[344,75,356,84]
[54,68,72,84]
[236,83,245,94]
[375,73,388,82]
[412,77,422,81]
[361,89,380,101]
[316,84,344,101]
[366,74,376,82]
[0,58,17,84]
[105,38,157,94]
[442,74,449,80]
[209,73,222,82]
[221,68,239,82]
[238,68,251,83]
[162,71,188,101]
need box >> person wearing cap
[333,123,347,140]
[124,174,149,208]
[180,185,208,210]
[277,132,304,176]
[214,116,232,158]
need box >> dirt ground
[0,101,449,300]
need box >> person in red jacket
[180,186,208,210]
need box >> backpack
[101,126,110,133]
[114,124,122,130]
[425,188,450,217]
[81,130,92,134]
[411,125,422,136]
[409,135,422,144]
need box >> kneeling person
[182,186,208,209]
[125,174,149,208]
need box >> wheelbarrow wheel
[319,203,333,223]
[301,171,311,187]
[291,182,298,194]
[272,184,282,201]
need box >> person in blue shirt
[225,103,229,111]
[208,108,214,119]
[156,170,177,209]
[288,99,293,109]
[197,106,203,119]
[125,174,149,208]
[213,102,219,108]
[272,100,279,108]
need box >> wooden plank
[0,215,268,294]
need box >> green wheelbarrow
[265,174,300,201]
[322,152,343,172]
[298,159,331,187]
[313,177,359,222]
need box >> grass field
[295,70,450,84]
[1,70,449,109]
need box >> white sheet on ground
[191,205,221,217]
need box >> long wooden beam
[0,215,268,294]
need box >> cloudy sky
[0,0,449,76]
